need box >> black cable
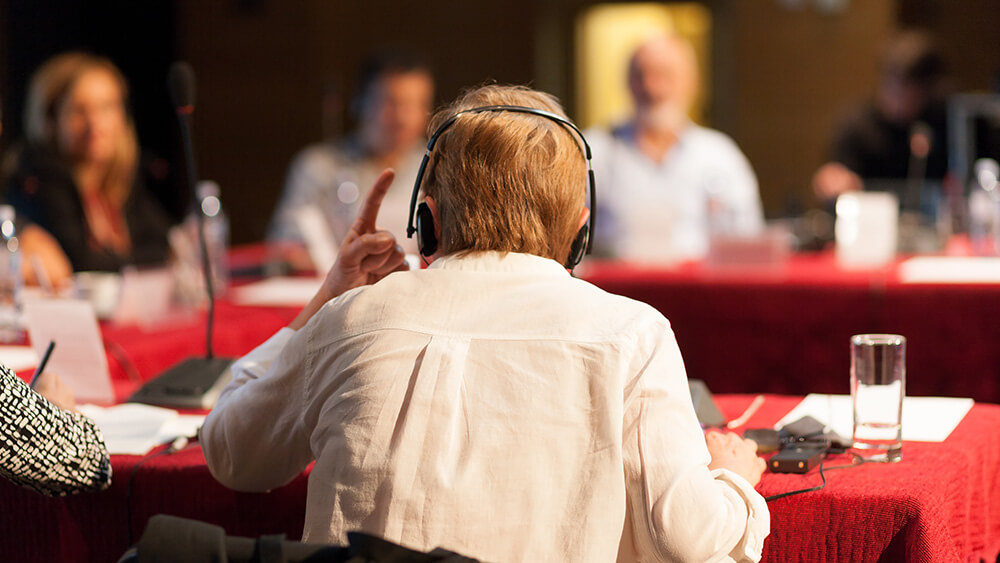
[763,453,865,502]
[104,340,142,383]
[125,438,192,546]
[764,461,827,502]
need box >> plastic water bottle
[189,181,229,296]
[0,206,24,342]
[969,159,1000,255]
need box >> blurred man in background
[813,30,949,207]
[269,50,433,259]
[589,34,764,263]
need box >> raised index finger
[354,168,396,235]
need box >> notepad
[776,394,974,442]
[899,257,1000,284]
[78,403,206,455]
[23,298,114,404]
[231,277,324,307]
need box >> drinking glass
[851,334,905,462]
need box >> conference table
[581,254,1000,403]
[3,251,1000,562]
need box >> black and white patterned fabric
[0,363,111,496]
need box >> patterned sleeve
[0,364,112,496]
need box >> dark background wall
[1,0,177,159]
[2,0,999,244]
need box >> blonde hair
[24,52,138,207]
[421,85,587,262]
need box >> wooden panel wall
[4,1,998,242]
[723,0,897,212]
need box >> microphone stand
[177,104,217,361]
[129,75,234,409]
[905,122,931,214]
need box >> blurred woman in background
[3,52,172,274]
[0,95,73,288]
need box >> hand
[705,430,766,487]
[34,371,77,412]
[290,169,408,330]
[322,168,408,297]
[812,162,863,202]
[20,224,73,291]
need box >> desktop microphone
[905,121,932,212]
[129,62,234,409]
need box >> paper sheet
[231,277,323,307]
[113,268,176,326]
[78,403,206,455]
[775,394,974,442]
[899,257,1000,284]
[0,346,39,372]
[293,206,339,274]
[23,298,114,404]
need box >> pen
[727,394,766,429]
[29,341,55,389]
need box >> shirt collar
[614,119,696,143]
[428,251,570,277]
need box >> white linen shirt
[587,123,764,262]
[201,252,769,562]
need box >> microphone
[168,62,196,115]
[905,121,932,212]
[168,62,216,359]
[129,62,234,409]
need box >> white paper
[78,403,206,455]
[294,206,339,274]
[835,192,898,268]
[775,393,974,442]
[899,257,1000,284]
[619,199,683,264]
[113,268,176,326]
[231,277,323,307]
[23,298,114,404]
[158,414,207,443]
[0,346,39,372]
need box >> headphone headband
[405,105,597,257]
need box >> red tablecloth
[727,395,1000,562]
[580,255,1000,403]
[2,392,996,562]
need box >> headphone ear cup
[564,225,589,270]
[416,202,438,257]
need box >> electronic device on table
[745,415,851,474]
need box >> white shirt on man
[587,122,764,262]
[268,139,424,254]
[200,251,769,562]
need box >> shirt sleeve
[712,137,765,237]
[828,102,879,177]
[622,323,769,562]
[0,365,111,496]
[268,149,329,243]
[201,327,316,492]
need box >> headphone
[405,105,597,270]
